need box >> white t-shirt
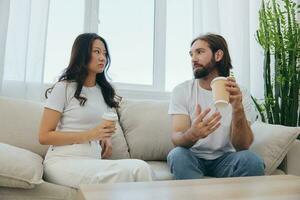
[44,81,114,160]
[168,79,258,160]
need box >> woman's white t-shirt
[44,81,113,161]
[168,79,258,160]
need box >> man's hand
[186,104,222,142]
[225,77,254,150]
[100,138,112,159]
[225,77,243,111]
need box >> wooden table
[77,175,300,200]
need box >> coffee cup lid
[210,76,227,87]
[102,112,118,121]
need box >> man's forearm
[171,129,198,148]
[231,106,253,151]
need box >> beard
[193,58,216,79]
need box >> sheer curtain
[0,0,50,101]
[193,0,264,99]
[0,0,272,101]
[0,0,10,94]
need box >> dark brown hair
[191,33,233,77]
[45,33,120,108]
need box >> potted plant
[254,0,300,133]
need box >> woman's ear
[214,49,224,62]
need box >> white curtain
[0,0,10,93]
[2,0,294,101]
[0,0,50,101]
[193,0,264,99]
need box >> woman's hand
[89,123,115,141]
[100,138,113,159]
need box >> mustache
[193,63,203,69]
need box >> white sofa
[0,96,299,200]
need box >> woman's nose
[99,54,105,61]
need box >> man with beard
[167,33,264,179]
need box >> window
[42,0,198,94]
[43,0,84,83]
[98,0,155,86]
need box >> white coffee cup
[210,77,229,109]
[102,112,118,127]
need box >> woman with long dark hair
[39,33,152,188]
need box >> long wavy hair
[45,33,120,108]
[191,33,233,77]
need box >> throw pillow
[250,122,300,175]
[0,143,44,189]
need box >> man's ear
[214,49,224,62]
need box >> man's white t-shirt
[168,79,258,160]
[44,81,114,160]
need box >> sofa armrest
[285,139,300,176]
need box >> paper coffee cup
[102,112,118,126]
[210,77,229,109]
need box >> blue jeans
[167,147,265,179]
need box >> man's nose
[191,55,197,62]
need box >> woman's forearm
[39,130,93,146]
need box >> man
[167,33,264,179]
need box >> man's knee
[237,150,265,176]
[167,147,205,179]
[167,147,192,164]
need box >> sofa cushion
[0,97,48,157]
[0,143,44,189]
[148,160,287,181]
[110,122,130,159]
[0,96,129,160]
[250,122,300,175]
[118,99,174,161]
[286,140,300,176]
[271,169,285,175]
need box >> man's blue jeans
[167,147,265,179]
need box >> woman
[39,33,153,188]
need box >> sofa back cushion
[0,97,48,157]
[110,122,130,159]
[0,96,130,159]
[118,99,174,161]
